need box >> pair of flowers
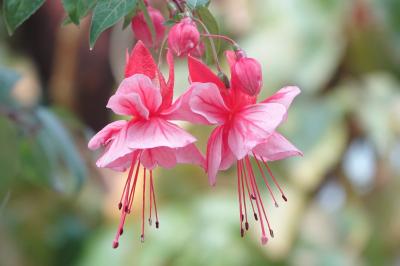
[88,40,302,247]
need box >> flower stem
[201,33,239,47]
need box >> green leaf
[62,0,98,25]
[122,5,137,30]
[2,0,46,35]
[196,6,220,64]
[35,107,86,192]
[0,116,21,182]
[186,0,210,10]
[89,0,137,49]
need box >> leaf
[186,0,210,10]
[196,6,220,65]
[122,8,136,29]
[89,0,137,49]
[0,116,21,182]
[62,0,98,25]
[35,107,87,192]
[0,67,20,105]
[2,0,46,35]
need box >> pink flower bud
[168,17,200,57]
[233,53,263,96]
[131,7,166,48]
[189,41,205,58]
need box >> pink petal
[96,125,134,168]
[100,152,136,172]
[107,93,149,118]
[161,84,213,125]
[190,82,229,124]
[261,86,300,120]
[228,103,286,159]
[188,55,226,91]
[206,126,224,186]
[219,141,236,170]
[141,147,177,170]
[88,120,127,150]
[174,143,205,168]
[126,118,196,149]
[125,41,157,79]
[252,132,303,161]
[113,74,162,114]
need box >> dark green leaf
[89,0,137,49]
[196,6,220,64]
[186,0,210,10]
[62,0,98,25]
[2,0,46,35]
[35,107,86,192]
[122,5,137,30]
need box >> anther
[251,194,256,200]
[275,202,279,208]
[241,214,244,222]
[148,218,152,226]
[119,228,124,235]
[140,234,145,243]
[254,213,258,221]
[261,235,268,245]
[156,221,159,229]
[124,206,129,213]
[270,229,274,238]
[240,228,244,238]
[118,202,122,210]
[282,195,287,202]
[245,222,249,231]
[112,241,119,249]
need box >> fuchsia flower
[232,50,263,96]
[168,17,200,57]
[171,52,302,244]
[131,6,165,48]
[88,41,204,248]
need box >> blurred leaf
[35,107,86,192]
[0,67,20,105]
[89,0,137,48]
[62,0,98,25]
[0,116,20,183]
[186,0,210,10]
[196,6,220,65]
[2,0,46,35]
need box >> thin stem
[201,33,238,47]
[158,36,169,67]
[192,17,222,72]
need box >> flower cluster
[89,1,302,248]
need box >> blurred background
[1,0,400,265]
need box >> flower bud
[233,53,263,96]
[189,41,205,58]
[168,17,200,57]
[131,7,166,48]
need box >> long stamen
[260,157,287,202]
[150,171,159,228]
[239,161,249,230]
[241,160,257,219]
[247,156,274,238]
[252,152,279,208]
[141,169,146,243]
[237,162,244,237]
[149,172,153,226]
[244,157,268,244]
[127,159,142,212]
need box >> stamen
[236,163,244,235]
[239,160,249,230]
[141,168,146,243]
[240,160,257,221]
[260,157,288,202]
[127,160,141,212]
[149,170,153,226]
[150,171,159,228]
[252,153,279,208]
[119,158,137,211]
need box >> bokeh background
[1,0,400,265]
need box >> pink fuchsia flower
[189,41,205,58]
[232,50,263,96]
[171,52,302,244]
[131,6,166,48]
[88,41,204,248]
[168,17,200,57]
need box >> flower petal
[161,83,213,125]
[113,74,162,114]
[190,82,229,124]
[107,93,149,118]
[141,147,177,170]
[88,120,127,150]
[252,132,303,161]
[261,86,300,120]
[206,126,224,186]
[188,55,226,90]
[125,41,157,79]
[228,103,286,159]
[174,143,205,168]
[127,118,196,149]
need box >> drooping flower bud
[233,51,263,96]
[189,41,205,58]
[131,7,166,48]
[168,17,200,57]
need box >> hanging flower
[169,51,302,244]
[131,6,166,48]
[168,17,200,57]
[88,41,204,248]
[232,50,263,96]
